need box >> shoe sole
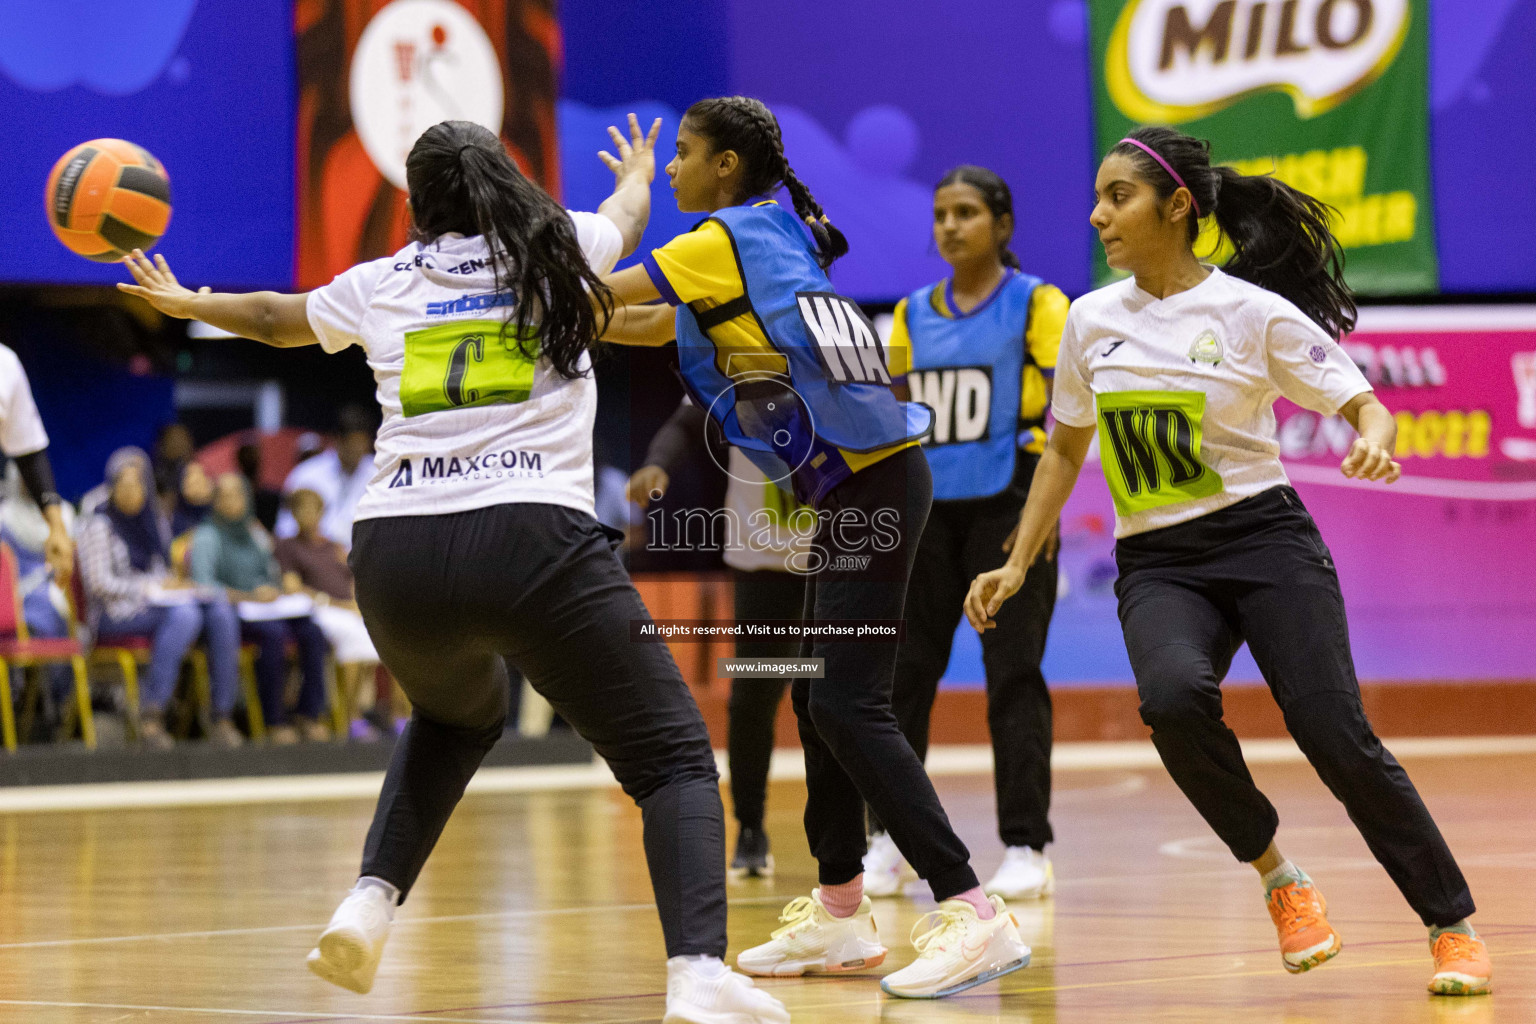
[739,949,887,977]
[662,1001,791,1024]
[1282,932,1342,974]
[879,951,1031,999]
[1429,972,1492,996]
[307,931,377,994]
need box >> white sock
[355,875,401,906]
[669,954,730,978]
[1260,860,1306,894]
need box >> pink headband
[1118,137,1200,216]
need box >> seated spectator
[77,448,243,750]
[276,404,376,551]
[276,488,381,740]
[0,463,75,731]
[171,460,213,537]
[294,431,325,466]
[191,473,329,744]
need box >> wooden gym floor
[0,742,1532,1023]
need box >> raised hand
[599,114,663,186]
[117,250,208,320]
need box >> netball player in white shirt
[118,117,788,1024]
[966,126,1490,997]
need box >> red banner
[294,0,561,289]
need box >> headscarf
[102,447,169,572]
[203,475,276,591]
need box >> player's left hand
[1340,437,1401,484]
[117,250,209,320]
[600,114,663,186]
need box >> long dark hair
[936,165,1020,271]
[681,97,849,270]
[405,121,612,379]
[1111,126,1357,337]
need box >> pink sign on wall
[948,306,1536,688]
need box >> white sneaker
[983,847,1054,900]
[880,895,1031,999]
[306,882,396,994]
[862,832,912,898]
[737,890,888,977]
[664,956,790,1024]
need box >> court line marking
[266,929,1536,1024]
[0,1001,524,1024]
[0,895,794,952]
[705,948,1536,1023]
[6,735,1536,815]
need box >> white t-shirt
[0,343,49,458]
[305,213,624,523]
[1052,267,1371,538]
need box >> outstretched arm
[601,302,675,347]
[596,115,662,259]
[118,251,318,348]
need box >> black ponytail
[1111,126,1357,338]
[936,164,1021,270]
[405,121,613,380]
[681,96,849,269]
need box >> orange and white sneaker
[1429,932,1492,996]
[1266,880,1342,973]
[737,890,887,977]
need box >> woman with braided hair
[600,96,1032,1000]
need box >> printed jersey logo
[1101,339,1128,359]
[426,290,515,317]
[388,459,414,488]
[1095,390,1224,516]
[796,292,891,386]
[907,366,993,445]
[421,450,543,480]
[1188,329,1224,366]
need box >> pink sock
[819,876,864,918]
[949,886,996,920]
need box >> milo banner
[1087,0,1437,295]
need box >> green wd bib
[1095,390,1223,516]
